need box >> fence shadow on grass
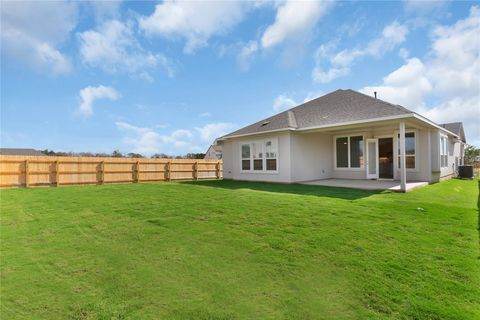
[180,179,383,201]
[477,180,480,259]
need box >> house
[204,144,222,160]
[217,89,466,191]
[0,148,45,156]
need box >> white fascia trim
[296,113,416,132]
[218,128,295,141]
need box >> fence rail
[0,155,222,188]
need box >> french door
[366,139,379,179]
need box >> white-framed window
[241,144,251,171]
[265,140,278,171]
[240,139,278,173]
[252,142,263,171]
[397,131,416,169]
[440,136,448,167]
[334,135,364,169]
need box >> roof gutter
[218,112,460,141]
[217,127,296,141]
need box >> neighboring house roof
[204,145,222,159]
[219,89,462,140]
[0,148,45,156]
[210,145,222,152]
[440,122,466,143]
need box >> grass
[0,179,479,319]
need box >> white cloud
[313,21,408,83]
[399,47,410,59]
[236,41,259,71]
[116,121,164,155]
[261,0,332,49]
[116,121,228,156]
[422,96,480,146]
[272,92,324,113]
[273,94,297,113]
[404,0,452,28]
[364,21,408,57]
[195,123,236,143]
[116,121,194,155]
[360,6,480,145]
[139,0,247,53]
[360,58,432,108]
[312,65,349,84]
[79,85,120,116]
[0,0,77,74]
[199,112,211,118]
[427,7,480,98]
[303,91,325,103]
[78,20,174,78]
[115,121,148,133]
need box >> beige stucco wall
[439,133,463,180]
[221,124,462,184]
[204,146,220,160]
[392,128,431,182]
[290,132,332,182]
[221,132,292,183]
[430,130,441,172]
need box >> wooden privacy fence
[0,155,222,188]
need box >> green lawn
[1,179,479,319]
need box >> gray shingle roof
[0,148,45,156]
[440,122,466,142]
[222,89,413,138]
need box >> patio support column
[399,122,407,192]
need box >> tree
[464,145,480,164]
[127,152,143,158]
[111,150,123,158]
[42,149,56,156]
[184,153,205,159]
[152,153,171,159]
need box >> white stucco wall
[221,132,292,183]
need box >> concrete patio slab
[301,179,429,192]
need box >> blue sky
[1,0,479,156]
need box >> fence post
[216,161,221,179]
[100,161,105,184]
[55,160,60,187]
[25,159,29,188]
[166,161,171,181]
[165,160,172,181]
[135,161,140,183]
[194,161,198,180]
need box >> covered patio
[297,119,431,192]
[301,179,429,192]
